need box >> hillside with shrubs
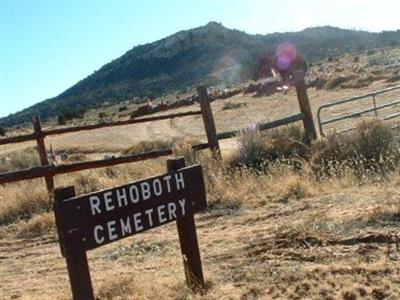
[1,22,399,128]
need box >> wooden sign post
[54,157,207,299]
[168,157,205,291]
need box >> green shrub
[0,127,5,137]
[118,106,128,112]
[58,108,86,123]
[98,112,107,119]
[222,102,247,110]
[57,115,66,125]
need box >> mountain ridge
[1,22,400,127]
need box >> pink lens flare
[275,42,297,71]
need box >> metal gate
[317,85,400,136]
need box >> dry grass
[13,212,55,239]
[1,72,400,298]
[122,137,201,159]
[230,119,399,182]
[0,159,165,234]
[0,147,41,172]
[325,72,357,90]
[311,118,399,178]
[230,125,267,169]
[96,274,214,300]
[229,124,307,170]
[122,139,176,155]
[64,153,90,162]
[0,180,50,225]
[1,152,400,298]
[0,119,397,232]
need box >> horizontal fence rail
[317,85,400,136]
[0,113,305,186]
[216,113,305,140]
[0,149,173,185]
[0,111,202,146]
[0,109,205,191]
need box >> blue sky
[1,0,399,118]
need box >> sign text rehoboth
[55,164,206,252]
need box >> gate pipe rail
[317,85,400,136]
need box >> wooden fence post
[32,116,54,192]
[167,157,205,293]
[54,186,95,300]
[196,86,221,158]
[293,71,317,142]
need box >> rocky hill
[1,22,399,127]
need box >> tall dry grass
[122,137,200,156]
[229,124,308,170]
[0,147,41,172]
[2,119,400,300]
[311,118,399,178]
[0,159,165,237]
[231,118,399,179]
[0,118,398,239]
[0,180,50,225]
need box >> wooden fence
[0,108,210,192]
[0,75,316,192]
